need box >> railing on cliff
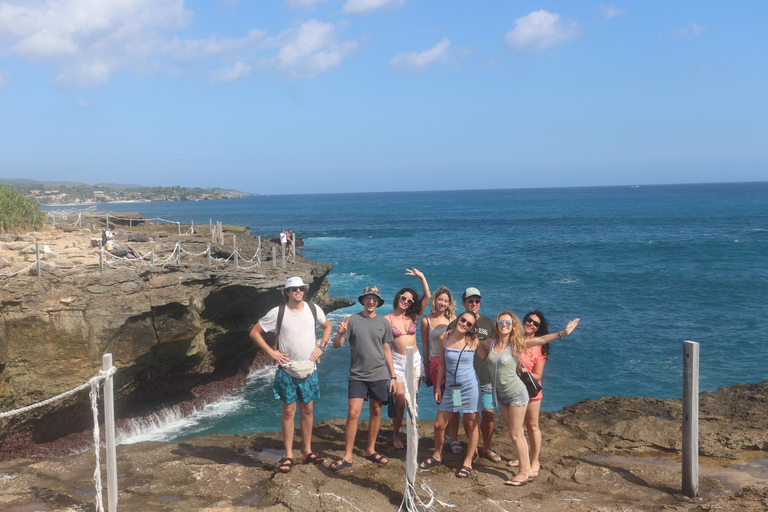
[1,210,300,278]
[0,354,119,512]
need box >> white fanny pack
[283,362,316,379]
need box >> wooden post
[257,236,261,268]
[219,222,224,245]
[281,242,286,269]
[207,243,212,266]
[35,242,41,279]
[234,247,239,272]
[682,340,700,498]
[102,354,118,512]
[129,218,132,230]
[191,220,194,235]
[404,347,416,509]
[99,240,104,273]
[156,217,159,232]
[233,235,236,248]
[176,241,181,264]
[177,222,181,236]
[291,233,296,263]
[150,248,155,267]
[210,219,213,242]
[272,246,276,268]
[106,213,109,228]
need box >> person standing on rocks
[329,286,396,471]
[104,225,115,263]
[249,276,333,473]
[279,230,288,255]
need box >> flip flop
[456,465,472,478]
[480,449,501,463]
[504,477,528,487]
[276,457,293,473]
[507,459,519,468]
[329,458,352,471]
[303,452,324,464]
[364,452,389,466]
[451,440,463,454]
[393,438,405,450]
[419,456,443,469]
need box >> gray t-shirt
[345,313,393,382]
[448,314,494,389]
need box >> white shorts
[393,350,423,381]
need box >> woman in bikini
[419,311,481,478]
[385,268,431,450]
[477,311,579,486]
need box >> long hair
[392,287,422,323]
[454,311,478,345]
[525,310,550,356]
[429,286,456,321]
[495,310,525,357]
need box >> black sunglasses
[466,299,481,305]
[289,287,306,293]
[524,317,540,328]
[458,317,474,328]
[399,295,414,306]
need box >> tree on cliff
[0,185,45,233]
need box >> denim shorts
[272,367,320,404]
[481,390,495,410]
[498,387,529,408]
[348,379,389,403]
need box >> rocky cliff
[0,225,352,459]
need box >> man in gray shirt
[329,286,396,471]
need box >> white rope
[180,247,208,257]
[0,367,116,419]
[237,263,261,270]
[0,261,37,277]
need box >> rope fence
[0,354,119,512]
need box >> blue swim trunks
[272,367,320,404]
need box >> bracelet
[558,331,564,339]
[390,376,396,380]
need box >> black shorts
[348,379,389,403]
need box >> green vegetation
[0,186,45,233]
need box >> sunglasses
[399,295,414,306]
[466,299,481,305]
[363,295,379,303]
[497,320,513,326]
[524,317,540,328]
[289,287,306,293]
[458,317,474,328]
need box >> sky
[0,1,766,194]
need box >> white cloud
[341,0,404,15]
[659,22,707,42]
[263,20,357,78]
[597,4,624,21]
[75,99,89,107]
[0,2,355,86]
[505,10,581,52]
[211,61,250,82]
[285,0,327,8]
[390,38,450,71]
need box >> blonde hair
[429,286,456,321]
[495,310,525,357]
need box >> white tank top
[427,317,448,358]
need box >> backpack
[102,230,108,244]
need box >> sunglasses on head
[399,295,414,306]
[458,317,474,328]
[524,317,540,328]
[497,320,512,326]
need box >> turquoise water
[86,182,768,441]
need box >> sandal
[480,449,501,463]
[303,452,324,464]
[451,440,463,454]
[364,452,389,466]
[393,437,405,450]
[507,459,519,468]
[329,458,352,471]
[419,456,443,469]
[504,477,528,487]
[456,465,472,478]
[276,457,293,473]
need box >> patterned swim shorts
[272,367,320,404]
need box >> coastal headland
[0,219,352,460]
[0,382,767,511]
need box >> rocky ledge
[0,382,767,511]
[0,224,353,460]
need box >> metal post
[233,235,236,248]
[404,346,416,509]
[176,241,181,265]
[106,213,109,228]
[281,242,286,268]
[129,218,132,230]
[99,240,104,273]
[219,222,224,245]
[291,233,296,263]
[191,220,194,235]
[207,243,212,265]
[102,354,118,512]
[234,247,239,272]
[210,219,213,241]
[150,248,155,266]
[272,246,276,268]
[35,242,41,279]
[177,222,180,236]
[682,340,700,498]
[257,236,261,268]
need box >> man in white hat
[250,276,332,473]
[328,285,396,471]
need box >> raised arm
[405,268,431,312]
[332,315,349,349]
[524,318,580,347]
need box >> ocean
[71,182,768,443]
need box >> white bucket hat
[284,276,310,291]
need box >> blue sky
[0,1,766,194]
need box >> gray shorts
[498,387,529,408]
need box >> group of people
[279,229,294,257]
[249,272,579,486]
